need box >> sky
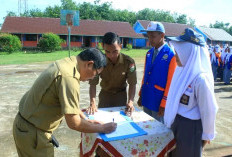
[0,0,231,27]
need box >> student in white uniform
[211,45,221,81]
[224,47,232,85]
[164,28,218,157]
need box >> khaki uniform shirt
[19,56,81,132]
[89,53,137,93]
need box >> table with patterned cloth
[80,107,175,157]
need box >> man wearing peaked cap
[138,21,176,123]
[165,28,218,157]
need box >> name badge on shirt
[180,94,189,105]
[162,54,168,61]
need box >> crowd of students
[209,44,232,85]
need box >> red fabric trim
[80,134,123,157]
[97,139,123,157]
[157,139,176,157]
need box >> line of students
[209,44,232,84]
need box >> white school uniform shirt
[177,73,217,140]
[164,41,218,141]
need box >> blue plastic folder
[95,111,147,142]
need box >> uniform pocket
[36,129,53,150]
[154,85,165,91]
[180,90,195,108]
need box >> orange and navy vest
[141,44,175,112]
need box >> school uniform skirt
[224,67,231,84]
[170,114,203,157]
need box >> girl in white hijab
[211,45,222,81]
[223,47,232,84]
[165,28,218,157]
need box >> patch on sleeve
[129,63,135,72]
[180,94,189,105]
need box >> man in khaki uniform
[87,32,137,115]
[13,48,117,157]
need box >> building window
[71,35,81,42]
[25,34,37,41]
[59,35,67,41]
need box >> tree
[2,0,198,27]
[3,11,17,20]
[136,8,155,21]
[176,14,188,24]
[210,21,232,35]
[38,33,63,52]
[228,26,232,36]
[21,8,44,17]
[0,33,21,53]
[44,5,62,18]
[188,18,195,27]
[61,0,78,10]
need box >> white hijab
[164,41,215,128]
[210,45,220,63]
[225,47,232,63]
[221,47,228,62]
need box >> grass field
[0,49,148,65]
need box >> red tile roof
[1,16,143,38]
[138,20,193,37]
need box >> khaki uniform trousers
[13,113,54,157]
[98,90,127,108]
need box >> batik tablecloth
[80,107,175,157]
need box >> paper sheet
[88,110,147,141]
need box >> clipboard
[89,111,147,142]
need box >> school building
[1,17,232,48]
[195,27,232,46]
[0,16,143,48]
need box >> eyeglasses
[95,69,100,77]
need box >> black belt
[102,88,126,94]
[18,112,51,133]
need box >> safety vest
[141,44,175,112]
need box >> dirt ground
[0,61,231,157]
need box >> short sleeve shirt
[89,53,137,93]
[19,56,81,132]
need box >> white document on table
[88,110,147,142]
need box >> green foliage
[228,26,232,36]
[97,43,103,50]
[38,33,63,52]
[176,14,187,24]
[0,34,21,53]
[44,5,61,18]
[136,9,175,23]
[5,0,197,25]
[210,21,232,35]
[61,0,78,10]
[3,11,17,20]
[126,44,132,50]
